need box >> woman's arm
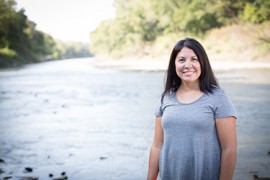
[147,116,164,180]
[216,116,237,180]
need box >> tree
[90,0,270,58]
[242,0,270,23]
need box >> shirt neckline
[173,92,205,105]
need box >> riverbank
[93,58,270,71]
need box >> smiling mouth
[182,71,195,75]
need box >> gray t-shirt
[155,87,236,180]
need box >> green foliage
[0,0,17,48]
[0,47,17,57]
[0,0,52,66]
[0,0,92,67]
[91,0,161,58]
[90,0,270,58]
[242,0,270,23]
[53,40,92,60]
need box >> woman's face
[175,47,201,85]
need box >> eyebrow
[177,55,197,58]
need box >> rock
[0,158,5,163]
[99,156,107,160]
[253,174,270,180]
[61,172,66,176]
[52,175,68,180]
[14,177,38,180]
[23,167,33,173]
[49,173,54,178]
[3,176,12,180]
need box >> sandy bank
[93,58,270,71]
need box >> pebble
[23,167,33,173]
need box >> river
[0,57,269,180]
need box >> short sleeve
[155,99,163,117]
[214,90,237,119]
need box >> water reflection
[0,58,269,179]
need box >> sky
[15,0,115,43]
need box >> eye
[178,58,185,62]
[192,57,198,61]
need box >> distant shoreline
[1,57,269,72]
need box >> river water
[0,57,269,180]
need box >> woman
[147,38,237,180]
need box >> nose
[184,60,192,68]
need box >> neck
[179,81,200,92]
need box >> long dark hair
[162,38,218,98]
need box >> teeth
[183,71,194,74]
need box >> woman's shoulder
[205,86,228,100]
[205,86,233,104]
[211,86,226,95]
[161,90,176,103]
